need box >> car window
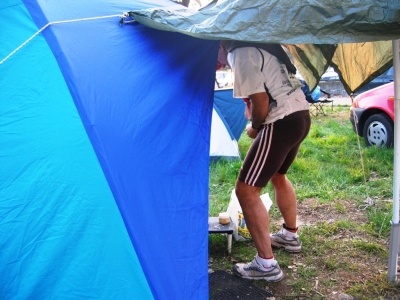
[386,67,393,76]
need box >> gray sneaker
[270,227,302,253]
[233,257,283,282]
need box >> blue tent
[0,0,220,299]
[211,89,247,160]
[214,89,247,143]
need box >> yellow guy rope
[352,110,375,210]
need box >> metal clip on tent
[119,12,136,26]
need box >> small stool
[208,217,234,254]
[310,99,333,116]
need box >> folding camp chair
[306,88,333,116]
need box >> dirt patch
[266,198,399,299]
[297,198,369,226]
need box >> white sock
[283,228,298,238]
[256,254,276,269]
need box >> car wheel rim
[367,121,388,147]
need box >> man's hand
[245,123,259,139]
[249,92,269,129]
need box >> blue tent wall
[0,1,152,299]
[0,0,219,299]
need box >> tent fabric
[1,3,151,299]
[285,42,394,94]
[128,0,400,93]
[1,0,219,299]
[210,89,247,160]
[213,89,247,142]
[210,107,241,159]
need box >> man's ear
[220,40,229,47]
[217,43,229,68]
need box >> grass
[208,105,399,299]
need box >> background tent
[210,89,247,160]
[0,0,220,299]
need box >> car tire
[363,113,394,148]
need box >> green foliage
[352,240,386,253]
[209,159,242,216]
[365,205,392,237]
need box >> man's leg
[233,180,283,282]
[270,173,301,253]
[235,180,273,258]
[270,173,297,229]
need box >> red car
[350,82,394,147]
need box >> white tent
[210,88,247,160]
[210,108,241,159]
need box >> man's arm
[245,91,269,139]
[250,92,269,128]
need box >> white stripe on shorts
[245,123,274,185]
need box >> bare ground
[266,198,400,299]
[209,198,400,299]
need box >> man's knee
[235,180,247,200]
[235,180,261,202]
[270,173,287,186]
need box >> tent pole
[388,40,400,283]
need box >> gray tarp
[129,0,400,93]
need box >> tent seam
[0,14,123,65]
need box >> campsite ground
[208,105,400,299]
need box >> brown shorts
[238,110,311,187]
